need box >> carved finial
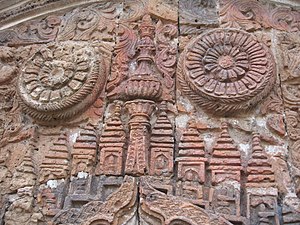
[113,101,122,119]
[160,101,167,112]
[134,14,156,76]
[140,14,155,38]
[220,122,230,137]
[252,132,263,154]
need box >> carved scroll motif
[220,0,300,32]
[57,3,117,42]
[0,16,61,46]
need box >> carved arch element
[177,28,276,115]
[139,177,230,225]
[17,41,107,122]
[52,176,137,225]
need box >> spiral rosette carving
[18,41,106,122]
[178,28,276,114]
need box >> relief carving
[0,16,61,46]
[246,133,279,224]
[71,124,98,176]
[39,132,70,183]
[96,102,125,176]
[150,101,174,177]
[209,122,242,184]
[17,41,106,122]
[277,32,300,202]
[52,176,137,225]
[140,177,230,225]
[0,0,299,224]
[220,0,300,32]
[107,14,176,101]
[106,14,177,176]
[57,3,117,42]
[176,121,207,184]
[178,28,276,115]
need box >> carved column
[125,100,155,175]
[123,15,162,176]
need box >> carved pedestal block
[246,188,279,225]
[210,182,241,218]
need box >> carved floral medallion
[1,1,300,224]
[17,41,106,122]
[178,28,276,114]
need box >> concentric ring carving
[18,41,106,121]
[178,28,276,114]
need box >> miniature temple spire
[40,132,69,182]
[176,120,207,183]
[71,123,97,175]
[209,122,242,184]
[150,101,174,176]
[247,133,275,187]
[245,133,279,224]
[97,101,126,175]
[134,14,156,76]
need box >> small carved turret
[209,122,242,185]
[71,124,97,175]
[97,101,126,175]
[176,120,207,183]
[150,102,174,176]
[40,132,69,182]
[246,133,275,187]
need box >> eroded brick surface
[0,0,300,224]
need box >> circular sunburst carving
[178,28,276,114]
[18,41,106,122]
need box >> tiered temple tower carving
[0,0,299,224]
[97,101,126,175]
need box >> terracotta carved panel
[178,28,276,115]
[0,0,300,224]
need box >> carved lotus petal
[178,28,276,115]
[125,75,162,101]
